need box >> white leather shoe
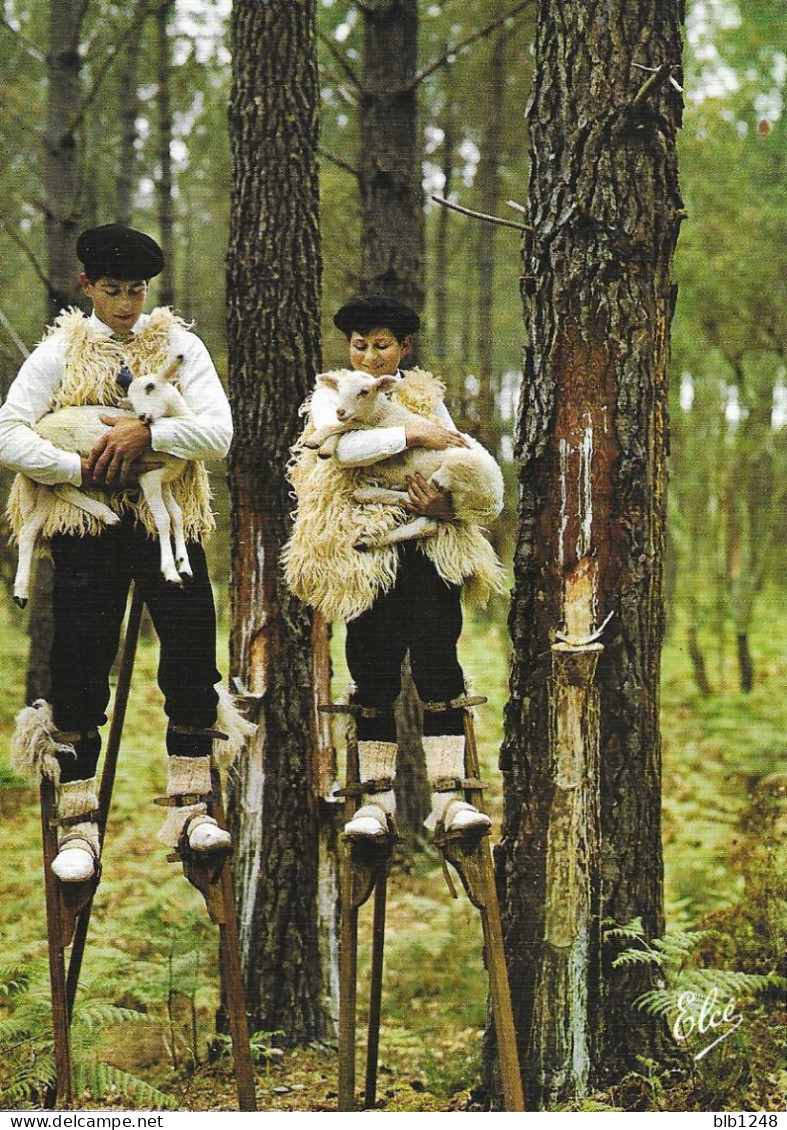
[441,799,491,835]
[187,815,231,852]
[344,803,390,839]
[52,838,97,882]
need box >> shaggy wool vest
[282,368,506,622]
[7,307,214,542]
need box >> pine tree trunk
[226,0,334,1042]
[358,0,424,318]
[44,0,84,320]
[495,0,684,1106]
[156,0,176,306]
[116,1,147,226]
[432,50,455,364]
[475,27,508,457]
[358,0,429,838]
[29,0,86,700]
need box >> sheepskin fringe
[213,686,257,769]
[9,700,74,784]
[6,306,214,544]
[283,369,506,621]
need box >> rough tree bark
[357,0,430,840]
[27,0,88,702]
[494,0,684,1107]
[226,0,334,1042]
[44,0,84,322]
[358,0,424,319]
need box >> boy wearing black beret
[0,224,238,882]
[285,295,505,841]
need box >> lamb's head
[317,371,398,426]
[126,355,187,425]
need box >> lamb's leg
[356,515,439,550]
[139,470,181,584]
[161,482,192,579]
[352,486,409,505]
[13,488,48,608]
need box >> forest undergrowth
[0,588,784,1112]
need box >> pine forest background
[0,0,784,1114]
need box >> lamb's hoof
[52,844,96,883]
[177,566,193,582]
[106,513,122,526]
[163,570,183,585]
[13,595,28,609]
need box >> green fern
[73,1061,174,1110]
[606,917,786,1056]
[0,958,180,1108]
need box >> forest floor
[0,588,784,1113]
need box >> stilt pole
[66,583,145,1011]
[210,769,258,1112]
[364,863,389,1109]
[40,776,74,1109]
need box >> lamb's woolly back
[315,370,504,526]
[284,368,507,619]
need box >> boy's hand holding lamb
[84,414,153,489]
[404,419,469,452]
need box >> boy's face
[348,326,412,377]
[80,273,148,335]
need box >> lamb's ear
[317,373,339,391]
[374,375,399,394]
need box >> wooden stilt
[40,776,75,1110]
[320,702,395,1112]
[323,695,524,1112]
[429,696,526,1113]
[38,582,256,1110]
[210,770,258,1112]
[65,583,145,1013]
[364,869,388,1109]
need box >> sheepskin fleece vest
[282,368,506,622]
[7,307,214,542]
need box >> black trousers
[345,542,466,743]
[50,515,221,781]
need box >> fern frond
[73,1061,175,1110]
[603,916,645,943]
[612,948,664,969]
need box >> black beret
[76,223,164,281]
[333,294,420,340]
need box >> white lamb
[310,371,504,546]
[12,356,192,606]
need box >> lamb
[310,371,504,547]
[12,356,192,607]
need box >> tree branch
[0,15,45,63]
[0,215,52,292]
[412,0,534,89]
[0,308,31,359]
[319,148,360,179]
[431,194,531,232]
[0,96,44,141]
[70,0,159,134]
[318,30,361,91]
